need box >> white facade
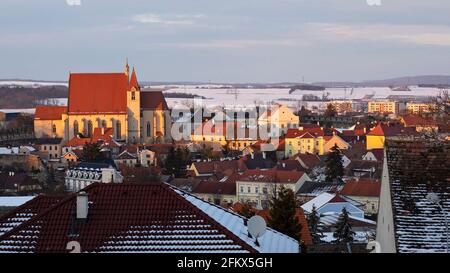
[65,164,123,192]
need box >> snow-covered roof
[0,196,35,207]
[175,188,299,253]
[301,192,335,213]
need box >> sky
[0,0,450,83]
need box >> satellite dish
[248,215,267,239]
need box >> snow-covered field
[0,80,67,87]
[162,86,443,109]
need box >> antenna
[247,215,267,246]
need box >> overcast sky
[1,0,450,83]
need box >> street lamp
[426,192,449,253]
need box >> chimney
[251,153,254,159]
[76,191,89,220]
[262,152,266,159]
[282,162,286,168]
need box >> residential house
[65,162,123,192]
[236,169,311,209]
[258,104,299,135]
[301,192,365,219]
[191,175,238,206]
[340,179,381,215]
[400,114,439,132]
[33,138,63,161]
[0,172,42,193]
[33,105,67,139]
[366,122,417,150]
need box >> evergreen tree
[333,207,355,244]
[82,142,103,162]
[325,144,344,182]
[268,186,302,240]
[307,205,324,243]
[164,146,190,177]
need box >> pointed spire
[129,67,139,90]
[125,58,130,77]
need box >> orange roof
[68,73,129,114]
[341,180,381,197]
[401,114,437,127]
[34,105,67,120]
[64,127,120,148]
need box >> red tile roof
[141,91,169,110]
[238,169,305,184]
[285,127,324,138]
[34,106,67,120]
[192,180,236,195]
[365,149,384,161]
[328,194,348,203]
[367,122,416,137]
[401,114,437,127]
[68,73,128,114]
[0,183,258,253]
[0,196,63,236]
[64,127,120,148]
[341,180,381,197]
[192,160,247,176]
[292,153,322,169]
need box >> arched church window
[73,121,79,136]
[87,120,93,137]
[116,121,121,139]
[131,91,136,100]
[147,122,151,137]
[102,120,107,128]
[52,124,56,134]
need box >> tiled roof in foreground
[386,137,450,253]
[0,183,299,253]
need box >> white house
[65,162,123,192]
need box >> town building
[366,122,416,150]
[340,179,381,215]
[65,162,123,192]
[258,104,299,136]
[34,63,171,144]
[400,114,439,132]
[236,169,311,209]
[406,102,435,115]
[368,100,405,115]
[301,192,365,219]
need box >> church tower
[127,66,141,144]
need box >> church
[34,63,171,144]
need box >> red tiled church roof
[34,106,67,120]
[68,73,129,114]
[141,91,169,110]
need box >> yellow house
[34,106,67,139]
[366,122,416,150]
[285,127,325,157]
[323,134,350,153]
[258,104,299,135]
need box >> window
[131,91,136,100]
[73,120,79,136]
[247,187,251,193]
[44,146,47,151]
[147,122,151,137]
[49,146,52,151]
[102,120,107,128]
[263,187,268,194]
[240,186,244,193]
[55,146,58,150]
[52,124,56,134]
[87,120,93,137]
[255,187,259,193]
[116,121,121,139]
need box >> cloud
[309,23,450,46]
[158,38,309,49]
[66,0,81,6]
[132,14,202,26]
